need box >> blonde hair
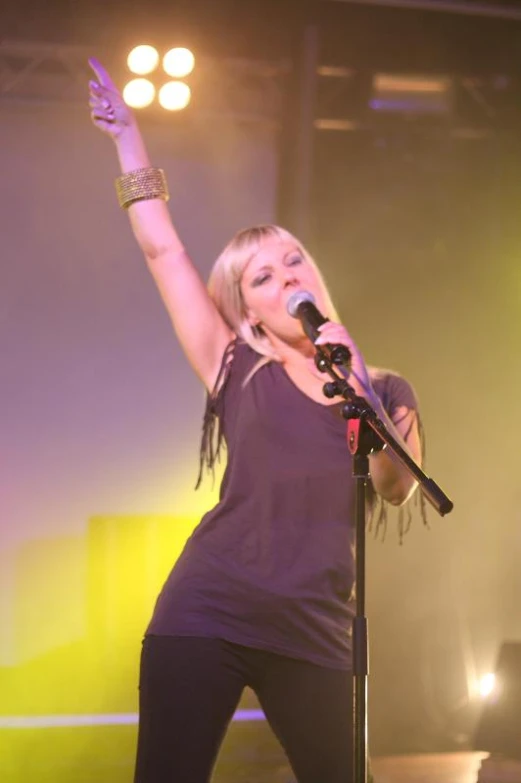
[208,225,339,370]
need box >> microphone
[286,291,351,367]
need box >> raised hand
[88,57,136,140]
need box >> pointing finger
[88,57,117,91]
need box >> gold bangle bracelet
[115,167,169,209]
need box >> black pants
[134,635,354,783]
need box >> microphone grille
[287,290,316,318]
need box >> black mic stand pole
[314,347,453,783]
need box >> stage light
[478,673,496,698]
[127,45,160,75]
[163,47,195,78]
[123,78,156,109]
[122,46,194,111]
[371,73,452,115]
[158,81,191,111]
[474,642,521,760]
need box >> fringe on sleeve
[195,339,236,490]
[368,412,430,544]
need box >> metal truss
[2,38,518,136]
[0,40,289,127]
[324,0,521,21]
[314,64,521,137]
[0,40,93,104]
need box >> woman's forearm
[367,396,421,505]
[114,123,151,171]
[114,125,184,261]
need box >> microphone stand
[313,346,453,783]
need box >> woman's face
[239,237,325,344]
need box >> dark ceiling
[3,0,521,74]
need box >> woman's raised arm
[89,58,233,390]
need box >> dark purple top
[147,341,418,669]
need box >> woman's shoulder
[368,366,419,412]
[211,337,264,397]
